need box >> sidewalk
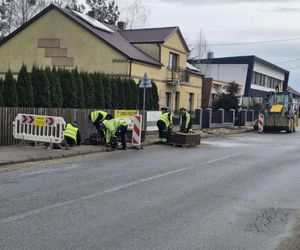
[0,126,254,167]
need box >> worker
[179,107,192,133]
[87,110,113,138]
[102,119,128,150]
[157,111,173,143]
[63,121,81,147]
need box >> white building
[190,55,289,97]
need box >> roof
[119,27,190,52]
[191,55,289,74]
[287,86,300,97]
[0,4,161,67]
[186,62,204,76]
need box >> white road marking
[0,154,239,224]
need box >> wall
[133,43,160,62]
[197,63,248,94]
[0,9,129,76]
[253,62,285,81]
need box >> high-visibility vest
[102,119,128,143]
[180,112,191,129]
[90,111,107,123]
[159,112,173,127]
[64,123,78,143]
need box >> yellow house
[0,4,203,111]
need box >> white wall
[253,62,285,81]
[197,63,248,94]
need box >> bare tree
[189,30,208,61]
[0,0,84,37]
[121,0,150,29]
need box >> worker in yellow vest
[102,119,128,150]
[157,111,173,143]
[63,121,81,147]
[180,107,192,133]
[87,110,113,139]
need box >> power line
[190,37,300,47]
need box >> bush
[17,64,34,107]
[92,72,105,108]
[124,79,133,109]
[46,67,63,108]
[102,75,112,109]
[110,77,119,109]
[71,69,84,108]
[3,69,18,107]
[212,82,239,111]
[81,72,95,108]
[31,66,51,107]
[117,77,126,109]
[58,69,77,108]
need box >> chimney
[207,52,214,59]
[117,21,127,30]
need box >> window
[168,52,178,70]
[165,92,171,108]
[188,93,194,112]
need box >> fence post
[249,109,255,125]
[229,109,235,126]
[218,108,224,125]
[202,108,212,129]
[239,109,247,126]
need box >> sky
[112,0,300,90]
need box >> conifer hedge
[0,66,160,110]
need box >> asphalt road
[1,132,300,250]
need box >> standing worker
[180,107,192,133]
[102,119,128,150]
[88,110,112,139]
[157,111,173,143]
[63,121,81,148]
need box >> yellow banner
[34,115,47,127]
[114,110,138,119]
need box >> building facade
[190,56,289,97]
[202,78,242,108]
[0,4,203,111]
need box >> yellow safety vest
[180,112,191,129]
[159,112,173,127]
[90,111,107,123]
[64,123,78,143]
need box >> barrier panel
[114,110,139,130]
[13,114,66,144]
[258,113,264,133]
[132,115,142,148]
[146,111,162,131]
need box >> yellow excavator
[255,91,299,133]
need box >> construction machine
[255,91,299,133]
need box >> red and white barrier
[258,113,264,133]
[132,115,142,148]
[13,114,66,143]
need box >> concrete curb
[0,127,254,167]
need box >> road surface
[1,132,300,250]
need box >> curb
[0,128,254,167]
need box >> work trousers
[157,120,167,139]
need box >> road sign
[139,72,152,88]
[34,115,47,127]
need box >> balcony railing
[166,67,189,83]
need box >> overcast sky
[114,0,300,89]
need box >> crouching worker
[180,107,193,133]
[63,121,81,148]
[157,111,173,143]
[102,119,128,150]
[88,110,113,139]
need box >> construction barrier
[258,113,264,133]
[132,115,142,148]
[13,114,66,144]
[114,110,139,130]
